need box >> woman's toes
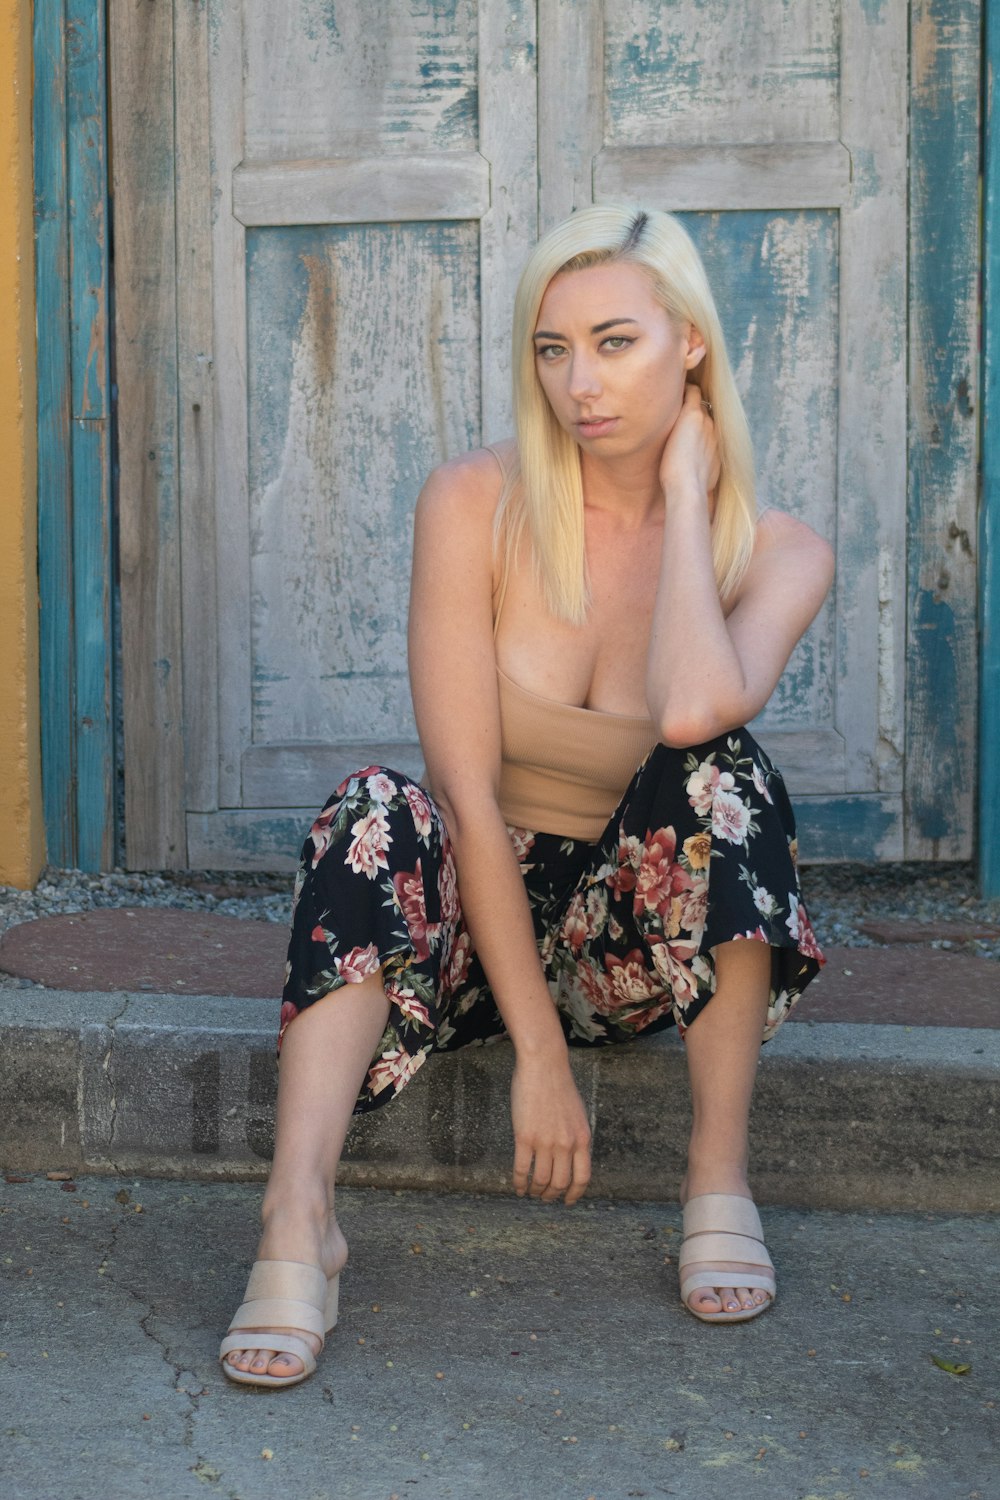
[269,1353,302,1376]
[735,1286,756,1309]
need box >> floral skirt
[280,732,824,1114]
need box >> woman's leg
[680,937,772,1315]
[223,973,390,1380]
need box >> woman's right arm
[408,452,591,1205]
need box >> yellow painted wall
[0,0,44,888]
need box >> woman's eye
[536,344,564,361]
[602,335,632,350]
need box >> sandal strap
[243,1259,329,1306]
[682,1193,765,1241]
[219,1331,317,1374]
[227,1295,327,1341]
[679,1230,774,1274]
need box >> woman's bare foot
[222,1201,349,1381]
[678,1167,772,1316]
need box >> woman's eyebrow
[532,317,639,340]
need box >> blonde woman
[221,206,832,1387]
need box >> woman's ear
[684,325,707,370]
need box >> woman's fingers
[512,1140,534,1198]
[514,1139,591,1204]
[564,1143,592,1206]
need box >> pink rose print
[438,854,460,925]
[387,982,433,1030]
[392,861,431,961]
[309,802,341,868]
[785,894,824,961]
[336,943,381,982]
[366,772,398,803]
[277,999,300,1051]
[751,762,774,805]
[367,1045,426,1097]
[711,789,752,845]
[508,827,536,862]
[649,939,700,1008]
[606,831,641,896]
[633,826,692,918]
[345,804,392,878]
[686,759,736,816]
[404,782,434,838]
[442,928,474,994]
[604,949,666,1011]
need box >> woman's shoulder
[416,441,518,531]
[754,506,834,566]
[732,506,835,611]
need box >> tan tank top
[487,445,659,842]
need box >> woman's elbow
[657,702,737,749]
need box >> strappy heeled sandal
[219,1259,340,1387]
[678,1193,776,1324]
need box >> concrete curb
[1,989,998,1211]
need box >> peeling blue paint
[796,797,900,862]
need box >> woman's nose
[567,354,602,402]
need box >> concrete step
[3,987,998,1212]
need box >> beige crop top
[488,447,659,842]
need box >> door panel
[118,0,920,869]
[541,0,906,825]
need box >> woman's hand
[658,382,720,502]
[510,1052,592,1205]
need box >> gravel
[1,861,999,962]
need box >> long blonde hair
[496,206,757,624]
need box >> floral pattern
[280,734,824,1113]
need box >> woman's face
[532,260,704,462]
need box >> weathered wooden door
[113,0,973,870]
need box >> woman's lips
[575,416,619,438]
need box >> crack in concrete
[95,1195,206,1456]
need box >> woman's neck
[579,448,664,527]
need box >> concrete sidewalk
[1,1175,996,1500]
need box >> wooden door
[538,0,908,860]
[113,0,962,871]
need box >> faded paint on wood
[479,0,537,438]
[906,0,981,858]
[111,0,187,867]
[243,0,478,161]
[34,0,115,870]
[67,0,114,870]
[233,153,491,227]
[835,0,907,797]
[982,0,1000,895]
[245,221,480,746]
[603,0,840,146]
[679,211,839,752]
[594,143,852,210]
[176,0,219,815]
[34,0,75,863]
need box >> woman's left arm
[645,386,835,746]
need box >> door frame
[104,0,982,871]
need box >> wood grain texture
[538,0,603,229]
[243,0,478,161]
[176,0,218,814]
[479,0,537,438]
[603,0,840,147]
[33,0,75,863]
[245,222,480,748]
[233,152,490,227]
[594,143,852,210]
[210,0,252,809]
[111,0,186,867]
[836,0,908,796]
[982,0,1000,895]
[67,0,114,869]
[906,0,981,859]
[241,743,425,808]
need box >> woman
[220,206,832,1387]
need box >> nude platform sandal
[678,1193,776,1323]
[219,1259,340,1387]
